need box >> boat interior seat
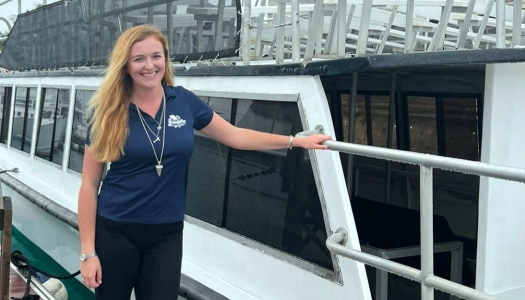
[350,196,455,250]
[350,195,461,281]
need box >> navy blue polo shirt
[86,85,213,224]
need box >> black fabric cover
[0,0,241,70]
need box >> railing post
[346,73,358,194]
[166,2,173,50]
[513,0,522,47]
[356,0,372,56]
[495,0,506,48]
[336,0,346,58]
[275,1,286,64]
[384,71,396,204]
[405,0,414,53]
[473,0,495,49]
[242,0,252,65]
[428,0,454,51]
[291,0,300,62]
[420,165,434,300]
[457,0,476,49]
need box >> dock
[0,188,54,300]
[9,266,37,299]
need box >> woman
[78,24,331,300]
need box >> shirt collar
[162,83,177,101]
[129,84,176,112]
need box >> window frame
[66,86,98,176]
[33,85,72,169]
[0,85,14,147]
[9,85,39,156]
[185,90,339,281]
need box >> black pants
[94,215,183,300]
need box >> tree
[28,2,43,11]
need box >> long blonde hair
[87,24,174,162]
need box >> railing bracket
[335,227,348,246]
[0,168,18,175]
[295,125,324,137]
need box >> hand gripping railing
[297,126,524,300]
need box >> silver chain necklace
[133,91,166,177]
[136,100,165,143]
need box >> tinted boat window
[0,87,12,144]
[69,90,93,173]
[187,97,231,226]
[187,98,334,271]
[35,88,70,165]
[11,87,37,153]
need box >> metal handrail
[0,17,12,31]
[299,126,514,300]
[0,169,18,175]
[298,126,525,184]
[327,230,497,300]
[323,140,525,183]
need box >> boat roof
[1,0,524,72]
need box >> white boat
[1,0,525,300]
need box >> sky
[0,0,61,32]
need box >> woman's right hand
[80,257,102,289]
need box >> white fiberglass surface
[0,74,371,300]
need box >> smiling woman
[126,36,167,109]
[77,24,331,300]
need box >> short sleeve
[184,88,213,130]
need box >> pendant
[153,136,160,143]
[157,126,162,130]
[156,164,163,177]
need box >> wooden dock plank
[8,266,37,299]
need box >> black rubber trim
[1,48,525,78]
[178,48,525,75]
[180,274,229,300]
[0,172,79,230]
[0,170,230,300]
[179,57,370,76]
[367,48,525,69]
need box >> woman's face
[126,35,166,92]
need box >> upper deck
[240,0,525,64]
[1,0,525,72]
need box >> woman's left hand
[295,134,333,150]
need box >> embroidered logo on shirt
[168,115,186,128]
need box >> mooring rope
[11,250,80,300]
